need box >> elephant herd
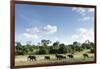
[27,53,89,61]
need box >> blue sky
[15,4,94,45]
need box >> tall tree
[41,40,51,47]
[53,41,59,49]
[58,43,67,53]
[82,40,92,49]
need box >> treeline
[15,40,94,55]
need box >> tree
[26,41,33,52]
[58,43,67,54]
[90,42,94,49]
[89,42,95,53]
[15,42,21,46]
[53,41,59,49]
[15,42,25,55]
[73,41,81,47]
[15,41,33,55]
[26,41,32,45]
[67,45,73,53]
[38,47,48,54]
[73,41,82,52]
[49,46,58,54]
[41,40,51,47]
[82,40,93,49]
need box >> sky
[15,4,94,45]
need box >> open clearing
[15,50,94,66]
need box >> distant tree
[38,47,48,54]
[26,41,32,45]
[90,42,94,49]
[73,41,82,52]
[15,41,34,55]
[81,43,87,49]
[15,42,25,55]
[73,41,81,47]
[53,41,59,48]
[67,45,72,53]
[41,40,51,47]
[89,42,95,53]
[82,40,93,49]
[15,42,21,46]
[49,46,58,54]
[58,43,67,54]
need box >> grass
[15,50,95,66]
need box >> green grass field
[15,50,94,66]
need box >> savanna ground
[15,49,94,66]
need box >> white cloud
[78,16,91,21]
[26,27,41,34]
[43,25,57,34]
[79,28,88,33]
[26,24,57,34]
[23,33,39,39]
[72,7,94,22]
[82,17,91,20]
[72,7,86,16]
[23,25,57,39]
[71,28,94,43]
[88,8,94,12]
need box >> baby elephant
[27,55,36,61]
[44,56,50,60]
[56,54,66,60]
[67,54,74,58]
[83,53,89,58]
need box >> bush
[58,44,67,54]
[90,48,94,53]
[49,49,58,54]
[38,48,49,54]
[16,50,24,55]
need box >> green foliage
[58,44,67,54]
[41,40,51,47]
[49,46,58,54]
[38,47,49,54]
[15,40,95,55]
[53,41,59,48]
[90,48,94,53]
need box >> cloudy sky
[15,4,94,45]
